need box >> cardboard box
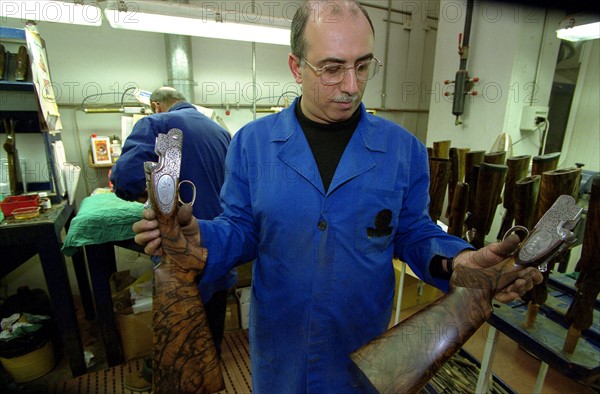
[115,311,153,361]
[110,271,153,361]
[393,259,442,310]
[224,293,240,331]
[236,287,251,329]
[236,261,253,288]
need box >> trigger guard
[178,180,196,207]
[503,225,529,243]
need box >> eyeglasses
[302,57,382,85]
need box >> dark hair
[150,87,187,106]
[290,0,375,58]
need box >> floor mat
[48,330,251,394]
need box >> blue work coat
[200,99,471,393]
[111,102,236,299]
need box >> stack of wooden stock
[428,141,595,353]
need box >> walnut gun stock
[447,182,469,237]
[531,152,560,176]
[145,129,224,393]
[564,175,600,353]
[523,168,582,328]
[2,118,18,195]
[428,158,450,223]
[349,195,582,394]
[469,163,507,248]
[464,150,485,215]
[445,147,469,219]
[497,155,531,240]
[514,175,540,230]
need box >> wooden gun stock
[483,150,506,165]
[350,257,521,394]
[446,147,469,219]
[0,44,5,80]
[564,175,600,353]
[523,167,582,328]
[531,152,560,176]
[514,175,540,230]
[2,118,18,195]
[447,182,469,237]
[15,46,28,81]
[470,163,507,248]
[145,129,224,393]
[428,158,450,223]
[464,150,485,218]
[497,155,531,240]
[350,196,582,394]
[534,168,582,223]
[432,140,451,159]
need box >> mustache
[332,94,359,103]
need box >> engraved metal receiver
[144,128,183,217]
[506,195,583,272]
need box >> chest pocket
[354,189,402,254]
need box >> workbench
[0,200,94,377]
[476,273,600,393]
[62,192,145,367]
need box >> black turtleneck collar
[294,97,361,192]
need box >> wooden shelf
[88,150,113,168]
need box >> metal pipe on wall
[380,0,392,109]
[164,34,196,103]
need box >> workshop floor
[1,297,597,393]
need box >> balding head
[150,87,187,113]
[290,0,374,58]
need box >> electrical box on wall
[520,106,549,132]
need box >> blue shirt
[111,101,237,300]
[200,98,471,393]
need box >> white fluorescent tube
[104,0,290,46]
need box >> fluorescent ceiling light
[0,1,102,26]
[556,14,600,42]
[103,0,290,46]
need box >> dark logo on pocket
[367,209,393,238]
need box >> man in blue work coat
[133,1,542,392]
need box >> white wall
[559,39,600,172]
[427,1,563,154]
[1,0,441,297]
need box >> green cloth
[62,193,144,256]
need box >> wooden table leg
[84,242,124,367]
[38,226,86,377]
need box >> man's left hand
[453,234,543,303]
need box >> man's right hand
[133,203,199,257]
[133,208,162,256]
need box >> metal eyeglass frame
[302,57,382,85]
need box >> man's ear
[288,53,302,84]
